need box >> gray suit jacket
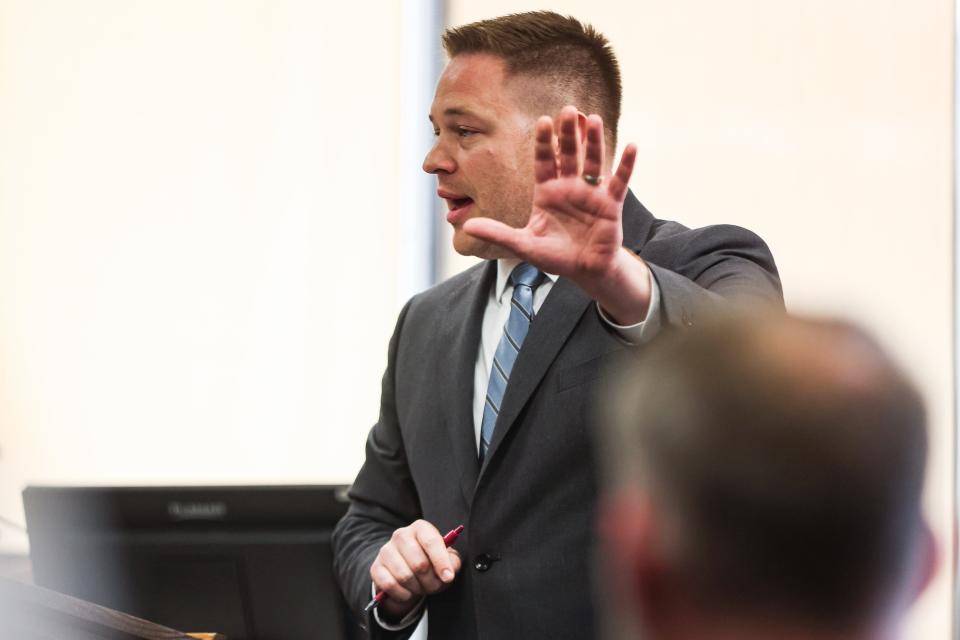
[332,193,784,639]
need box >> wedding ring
[582,174,602,186]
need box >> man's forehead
[439,53,508,90]
[430,53,548,120]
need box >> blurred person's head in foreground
[598,314,936,640]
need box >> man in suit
[332,11,783,639]
[596,315,936,640]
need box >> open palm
[463,106,637,280]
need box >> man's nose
[423,142,455,175]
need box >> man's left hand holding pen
[368,520,464,623]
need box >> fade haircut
[602,315,928,631]
[442,11,623,151]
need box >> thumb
[462,218,528,256]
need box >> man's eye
[432,129,440,137]
[457,127,476,138]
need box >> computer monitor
[23,484,358,640]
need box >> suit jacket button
[474,554,492,572]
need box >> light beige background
[0,0,408,549]
[443,2,954,638]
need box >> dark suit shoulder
[643,220,776,272]
[638,217,783,311]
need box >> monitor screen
[23,484,358,640]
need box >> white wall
[443,3,954,638]
[0,0,433,553]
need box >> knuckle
[412,519,429,530]
[380,576,398,592]
[410,558,431,574]
[412,521,434,540]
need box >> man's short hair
[602,315,928,629]
[442,11,623,150]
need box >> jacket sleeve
[641,223,784,328]
[332,299,424,639]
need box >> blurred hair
[602,314,928,628]
[442,11,622,151]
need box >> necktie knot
[509,262,545,290]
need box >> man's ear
[576,110,589,144]
[576,110,589,170]
[549,110,590,174]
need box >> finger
[462,217,529,258]
[557,106,580,177]
[397,531,444,592]
[379,543,424,595]
[582,114,604,181]
[607,143,637,202]
[371,560,416,602]
[534,116,558,183]
[415,522,457,584]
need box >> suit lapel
[439,260,496,506]
[476,190,656,480]
[478,276,593,479]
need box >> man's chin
[452,230,513,260]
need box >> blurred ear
[909,520,938,604]
[545,109,591,175]
[576,110,589,169]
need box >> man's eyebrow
[444,107,479,118]
[428,107,482,123]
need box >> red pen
[364,524,464,613]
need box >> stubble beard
[451,155,535,260]
[454,203,530,260]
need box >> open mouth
[449,196,473,210]
[445,197,474,224]
[438,190,475,223]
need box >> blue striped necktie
[479,262,546,463]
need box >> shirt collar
[494,258,558,304]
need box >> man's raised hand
[463,105,653,325]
